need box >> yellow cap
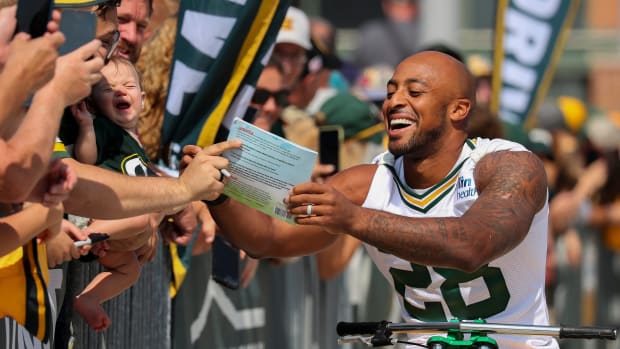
[54,0,109,8]
[557,96,587,133]
[466,54,492,78]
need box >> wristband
[203,194,229,206]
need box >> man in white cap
[273,6,311,90]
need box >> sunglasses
[103,30,121,64]
[251,88,289,108]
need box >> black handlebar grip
[560,326,617,340]
[336,321,382,336]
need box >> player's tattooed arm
[355,151,547,272]
[467,150,548,257]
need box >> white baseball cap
[586,111,620,151]
[276,6,311,50]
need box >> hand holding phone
[15,0,53,38]
[319,125,344,174]
[74,232,110,247]
[211,236,240,290]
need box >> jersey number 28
[389,263,510,321]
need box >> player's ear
[141,91,146,110]
[449,98,471,122]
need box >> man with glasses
[249,60,289,132]
[54,0,120,61]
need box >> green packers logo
[121,154,148,177]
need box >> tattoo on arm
[354,151,547,270]
[471,150,548,253]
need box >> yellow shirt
[0,240,51,341]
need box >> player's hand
[287,181,360,235]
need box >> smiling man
[202,50,558,349]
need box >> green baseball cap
[317,93,384,144]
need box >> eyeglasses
[103,30,120,64]
[251,88,289,108]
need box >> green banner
[161,0,290,168]
[490,0,580,128]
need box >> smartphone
[58,10,97,56]
[73,232,110,247]
[15,0,53,38]
[211,236,240,290]
[319,125,344,173]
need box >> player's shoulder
[472,138,546,197]
[469,137,528,155]
[470,137,538,166]
[328,163,379,205]
[467,137,531,166]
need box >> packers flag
[161,0,291,169]
[490,0,580,128]
[161,0,290,297]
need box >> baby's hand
[70,101,94,128]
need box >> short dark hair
[95,0,120,18]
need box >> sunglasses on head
[251,88,289,108]
[103,30,121,64]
